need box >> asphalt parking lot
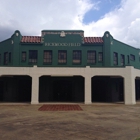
[0,103,140,140]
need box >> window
[9,53,11,63]
[127,55,130,64]
[58,51,67,63]
[130,54,135,61]
[87,51,96,64]
[44,50,52,64]
[29,50,37,63]
[21,52,26,62]
[120,54,125,66]
[113,52,118,65]
[98,52,103,62]
[4,52,8,65]
[73,50,81,64]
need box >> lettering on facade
[45,43,81,47]
[42,31,84,45]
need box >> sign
[45,42,81,46]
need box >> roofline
[42,30,84,32]
[0,38,11,43]
[113,38,140,51]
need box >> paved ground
[0,103,140,140]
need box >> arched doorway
[53,80,72,102]
[92,76,124,103]
[39,76,84,102]
[0,75,31,102]
[135,77,140,101]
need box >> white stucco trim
[31,74,39,104]
[0,66,139,105]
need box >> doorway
[53,80,72,102]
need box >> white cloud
[0,0,140,48]
[78,0,140,48]
[0,0,94,36]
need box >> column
[124,67,136,105]
[84,75,92,104]
[31,75,39,104]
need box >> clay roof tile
[21,36,41,43]
[84,37,103,44]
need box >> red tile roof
[84,37,103,44]
[21,36,103,44]
[21,36,41,43]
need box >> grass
[135,138,140,140]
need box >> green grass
[135,138,140,140]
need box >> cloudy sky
[0,0,140,48]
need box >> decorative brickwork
[38,105,83,111]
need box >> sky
[0,0,140,48]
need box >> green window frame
[43,50,52,64]
[73,50,81,64]
[9,52,11,63]
[29,50,37,64]
[58,50,67,64]
[4,52,8,65]
[113,52,118,65]
[98,52,103,62]
[21,52,26,62]
[130,54,135,61]
[87,51,96,64]
[120,54,125,66]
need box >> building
[0,30,140,104]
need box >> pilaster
[84,66,92,104]
[124,66,136,105]
[31,74,39,104]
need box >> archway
[92,76,124,103]
[0,75,31,102]
[39,76,84,102]
[135,77,140,101]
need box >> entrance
[39,76,84,102]
[0,76,31,102]
[135,78,140,101]
[0,81,4,101]
[53,80,72,102]
[92,76,124,102]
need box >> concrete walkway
[0,103,140,140]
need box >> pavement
[0,102,140,140]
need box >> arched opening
[0,75,31,102]
[135,77,140,101]
[39,76,84,102]
[92,76,124,103]
[53,80,72,102]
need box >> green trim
[0,30,140,69]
